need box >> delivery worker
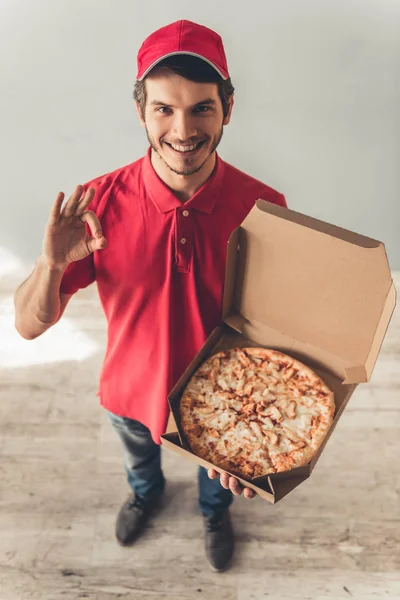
[13,20,287,572]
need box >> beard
[145,125,224,176]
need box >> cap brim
[137,51,228,81]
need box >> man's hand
[207,469,257,499]
[42,185,107,271]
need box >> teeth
[170,142,201,152]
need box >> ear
[135,101,146,127]
[223,95,234,126]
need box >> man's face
[136,69,233,177]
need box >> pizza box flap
[222,200,396,384]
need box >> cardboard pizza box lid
[222,200,396,384]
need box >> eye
[156,105,211,114]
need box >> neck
[150,148,216,203]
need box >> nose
[171,111,198,143]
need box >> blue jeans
[107,411,233,519]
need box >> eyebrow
[150,98,217,108]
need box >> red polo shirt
[60,146,286,443]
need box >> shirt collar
[141,145,225,214]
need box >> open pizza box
[161,200,396,503]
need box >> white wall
[1,0,399,268]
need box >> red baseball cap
[136,20,230,81]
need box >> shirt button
[182,210,189,217]
[180,237,187,245]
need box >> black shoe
[204,510,234,572]
[116,490,164,546]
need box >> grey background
[1,0,399,269]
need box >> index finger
[75,187,96,215]
[80,210,104,240]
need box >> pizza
[180,347,335,479]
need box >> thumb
[87,235,107,253]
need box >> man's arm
[14,184,107,340]
[14,255,72,339]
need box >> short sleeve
[258,188,288,210]
[277,193,287,208]
[59,180,100,295]
[59,253,95,295]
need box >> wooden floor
[1,268,399,600]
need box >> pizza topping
[217,377,229,390]
[281,425,302,443]
[233,365,245,379]
[260,416,274,429]
[251,357,262,366]
[285,401,297,419]
[209,368,218,382]
[244,383,253,396]
[196,406,215,414]
[267,362,281,377]
[196,406,215,415]
[291,440,306,450]
[301,395,316,408]
[241,464,255,477]
[251,391,264,404]
[310,416,321,434]
[286,383,301,398]
[186,423,203,436]
[237,348,251,367]
[249,421,265,443]
[264,430,279,445]
[242,402,256,415]
[258,371,270,385]
[266,405,283,422]
[236,378,245,391]
[196,366,210,378]
[256,403,268,415]
[228,399,242,412]
[281,367,295,382]
[213,358,221,369]
[275,455,295,472]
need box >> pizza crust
[179,346,335,479]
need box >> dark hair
[133,54,235,120]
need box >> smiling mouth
[164,140,206,155]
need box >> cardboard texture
[161,200,396,503]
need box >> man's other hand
[207,469,257,499]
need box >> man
[14,20,287,572]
